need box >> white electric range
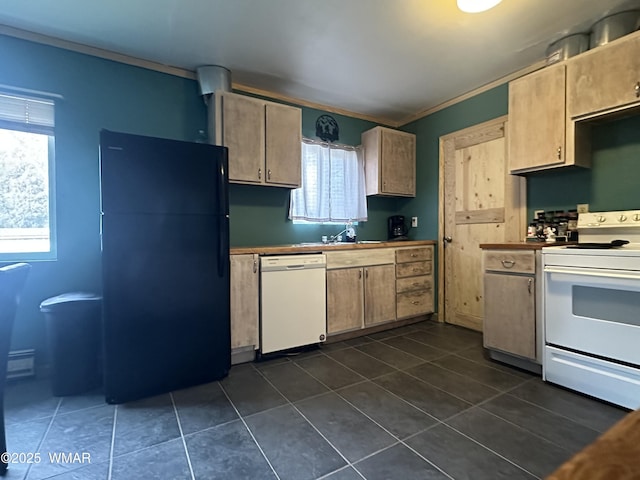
[542,210,640,409]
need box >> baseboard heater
[6,349,35,379]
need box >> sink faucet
[329,221,353,243]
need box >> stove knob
[619,214,628,222]
[597,215,606,223]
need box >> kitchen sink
[292,240,383,247]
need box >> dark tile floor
[3,320,628,480]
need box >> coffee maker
[388,215,408,241]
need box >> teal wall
[526,115,640,222]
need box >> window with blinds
[0,91,56,260]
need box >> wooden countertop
[479,241,575,250]
[231,239,436,255]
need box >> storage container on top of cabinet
[215,91,301,187]
[361,126,416,197]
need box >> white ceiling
[1,0,639,125]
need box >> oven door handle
[545,265,640,281]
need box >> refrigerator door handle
[218,148,230,216]
[219,214,229,278]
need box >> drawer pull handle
[412,301,420,305]
[501,260,515,268]
[410,253,417,257]
[258,168,262,180]
[268,169,272,180]
[412,282,421,287]
[528,278,532,294]
[557,146,562,160]
[253,259,258,273]
[636,82,640,98]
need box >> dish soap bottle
[345,222,356,243]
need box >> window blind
[0,92,55,135]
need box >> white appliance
[542,210,640,409]
[260,254,327,355]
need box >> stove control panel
[578,210,640,229]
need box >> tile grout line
[256,358,455,479]
[106,404,118,480]
[249,362,357,474]
[169,392,196,480]
[23,397,62,480]
[217,382,282,480]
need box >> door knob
[443,236,452,243]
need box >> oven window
[573,286,640,327]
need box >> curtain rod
[302,137,360,151]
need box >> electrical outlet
[577,204,589,214]
[411,216,418,228]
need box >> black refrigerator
[99,129,230,404]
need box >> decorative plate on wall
[315,114,339,142]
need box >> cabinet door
[220,92,265,184]
[381,129,415,196]
[567,35,640,119]
[483,273,535,360]
[230,254,259,349]
[265,103,301,187]
[509,63,566,173]
[327,268,363,334]
[364,264,396,326]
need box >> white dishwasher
[260,254,326,355]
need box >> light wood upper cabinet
[216,91,301,187]
[230,254,259,350]
[567,34,640,119]
[362,126,416,197]
[363,264,396,327]
[508,63,567,173]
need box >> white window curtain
[289,140,367,223]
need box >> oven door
[544,265,640,366]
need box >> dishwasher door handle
[285,265,306,270]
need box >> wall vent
[6,349,35,379]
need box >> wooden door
[230,254,259,349]
[219,92,265,184]
[363,264,396,326]
[440,116,525,331]
[509,63,566,172]
[265,102,302,187]
[326,268,363,334]
[483,273,535,359]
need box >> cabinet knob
[557,146,562,159]
[443,236,453,244]
[267,169,272,180]
[501,259,515,268]
[528,278,533,294]
[258,168,262,180]
[635,82,640,98]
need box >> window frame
[0,91,57,262]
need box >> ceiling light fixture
[457,0,502,13]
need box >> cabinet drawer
[326,248,394,269]
[397,291,433,319]
[483,250,535,274]
[396,261,431,278]
[396,247,432,263]
[396,275,431,294]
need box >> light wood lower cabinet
[395,246,434,319]
[364,264,396,327]
[230,254,259,351]
[484,272,535,359]
[325,248,396,335]
[482,248,540,365]
[326,268,364,334]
